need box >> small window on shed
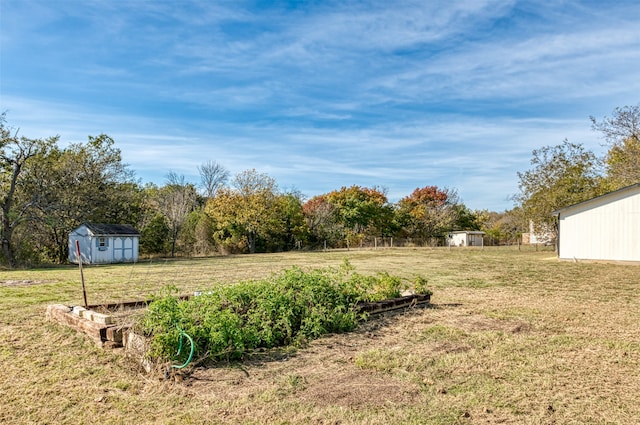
[97,237,109,251]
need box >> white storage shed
[69,223,140,264]
[449,231,485,247]
[523,220,554,245]
[552,183,640,263]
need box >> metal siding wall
[451,234,466,246]
[559,191,639,261]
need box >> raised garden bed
[46,292,431,350]
[47,264,432,373]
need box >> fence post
[76,240,88,309]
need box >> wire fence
[75,239,556,310]
[303,236,555,250]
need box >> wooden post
[76,240,88,309]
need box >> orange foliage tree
[396,186,460,242]
[304,185,394,247]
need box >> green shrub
[413,275,433,296]
[141,264,426,364]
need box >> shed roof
[84,223,140,236]
[451,230,485,235]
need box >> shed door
[113,237,134,262]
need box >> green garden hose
[172,326,194,369]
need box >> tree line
[2,104,637,267]
[514,104,639,241]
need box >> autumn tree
[269,191,308,251]
[514,140,604,240]
[591,104,640,188]
[303,196,340,247]
[396,186,460,244]
[205,169,283,253]
[322,186,393,247]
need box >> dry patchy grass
[1,247,639,424]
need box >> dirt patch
[455,315,532,334]
[1,279,50,287]
[300,369,422,408]
[177,308,429,410]
[154,302,538,420]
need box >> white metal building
[449,231,485,247]
[552,183,640,263]
[69,223,140,264]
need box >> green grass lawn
[1,247,639,424]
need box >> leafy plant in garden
[413,275,433,296]
[140,263,429,364]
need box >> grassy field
[1,247,639,424]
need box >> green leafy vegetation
[140,262,424,363]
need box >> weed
[412,275,432,295]
[141,265,414,364]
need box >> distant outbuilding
[522,220,554,245]
[449,231,485,247]
[552,183,640,263]
[69,223,140,264]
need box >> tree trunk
[1,202,15,268]
[53,228,67,264]
[1,235,15,268]
[1,164,20,269]
[248,231,256,254]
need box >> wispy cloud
[1,0,638,210]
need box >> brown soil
[0,279,49,287]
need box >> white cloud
[2,1,638,212]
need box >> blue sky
[1,0,639,211]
